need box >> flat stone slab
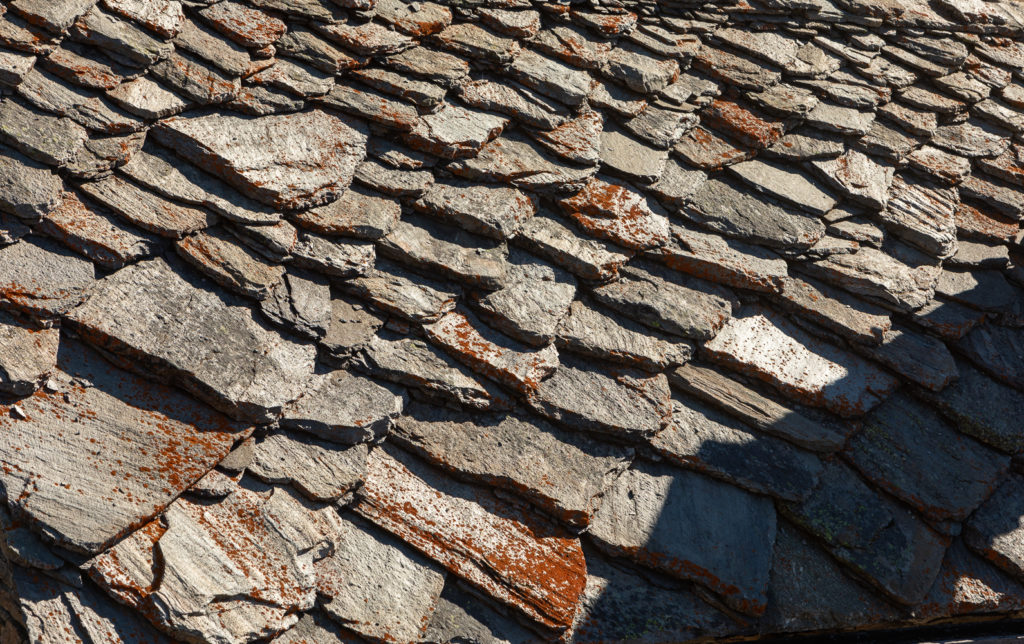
[811,150,895,210]
[955,323,1024,392]
[0,144,63,221]
[965,474,1024,581]
[38,191,159,270]
[589,460,776,615]
[559,178,669,250]
[392,401,633,528]
[68,257,316,423]
[0,340,248,555]
[703,306,900,417]
[0,310,58,395]
[513,209,632,281]
[728,158,837,215]
[248,433,367,503]
[280,369,405,445]
[354,446,588,632]
[802,246,940,312]
[880,175,958,259]
[0,236,95,318]
[414,181,535,241]
[153,110,368,211]
[847,392,1009,522]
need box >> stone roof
[0,0,1023,641]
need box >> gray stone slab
[965,474,1024,581]
[0,144,63,221]
[955,323,1024,392]
[728,158,837,215]
[249,432,367,503]
[280,369,404,445]
[0,310,58,396]
[0,236,95,318]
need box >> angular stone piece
[290,231,375,279]
[965,475,1024,581]
[386,46,468,88]
[513,209,632,281]
[153,110,368,211]
[0,236,95,318]
[955,324,1024,392]
[907,145,972,184]
[415,181,535,241]
[702,99,784,149]
[703,307,899,418]
[653,393,823,502]
[404,103,508,160]
[281,370,403,445]
[457,78,568,131]
[782,461,948,605]
[379,215,507,290]
[80,173,217,239]
[855,325,957,391]
[198,0,284,48]
[685,178,825,250]
[589,460,776,615]
[598,126,668,184]
[0,340,247,554]
[0,99,87,169]
[10,0,97,33]
[932,120,1010,159]
[960,173,1024,220]
[38,191,158,270]
[292,186,399,240]
[249,433,367,503]
[805,102,875,136]
[802,246,939,312]
[509,49,591,107]
[592,262,732,341]
[70,6,174,67]
[0,144,63,221]
[355,446,588,632]
[148,52,240,106]
[0,311,57,396]
[68,257,315,422]
[527,357,671,441]
[850,397,1009,521]
[879,174,958,259]
[559,178,669,251]
[393,402,633,528]
[728,158,837,215]
[557,299,693,372]
[602,44,678,94]
[107,76,190,119]
[259,271,330,340]
[176,228,284,300]
[449,132,596,193]
[319,84,418,132]
[672,126,753,171]
[316,515,446,643]
[775,276,892,345]
[811,150,895,210]
[425,580,538,644]
[341,260,457,324]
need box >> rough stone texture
[249,432,367,503]
[38,191,158,270]
[589,459,776,615]
[0,311,57,395]
[153,110,368,211]
[280,369,404,445]
[392,402,632,528]
[703,307,899,417]
[513,209,632,281]
[68,258,315,423]
[0,340,248,554]
[0,236,95,318]
[802,246,940,312]
[812,150,895,210]
[965,475,1024,582]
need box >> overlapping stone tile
[249,432,367,503]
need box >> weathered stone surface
[424,580,537,644]
[198,0,284,48]
[960,173,1024,220]
[0,311,56,396]
[912,298,988,342]
[173,18,250,77]
[509,49,591,107]
[281,369,404,445]
[355,160,433,199]
[473,248,575,347]
[704,307,899,417]
[153,110,368,211]
[176,228,284,300]
[10,0,97,33]
[775,276,891,345]
[782,461,948,605]
[907,145,972,184]
[685,178,826,250]
[69,257,315,422]
[748,84,819,118]
[653,393,822,502]
[293,186,399,240]
[802,246,940,312]
[527,356,671,441]
[853,324,957,391]
[728,159,837,215]
[805,102,875,136]
[149,52,239,106]
[386,46,468,88]
[354,446,588,632]
[290,231,375,279]
[38,191,157,270]
[258,271,330,341]
[70,6,174,67]
[932,120,1009,159]
[915,538,1024,623]
[319,85,419,132]
[955,324,1024,392]
[356,335,507,411]
[513,209,631,281]
[341,260,456,324]
[0,144,63,221]
[272,612,362,644]
[316,514,446,643]
[965,475,1024,581]
[0,340,247,554]
[767,131,845,161]
[415,181,535,241]
[557,300,693,372]
[879,174,958,259]
[977,143,1024,187]
[351,68,444,111]
[315,20,414,56]
[0,236,95,318]
[449,132,596,193]
[702,99,784,149]
[90,485,332,643]
[602,44,678,94]
[598,125,668,184]
[589,460,775,615]
[393,402,633,528]
[249,433,367,503]
[569,548,733,643]
[457,78,568,131]
[559,178,669,250]
[404,103,507,160]
[693,46,778,92]
[79,174,215,238]
[672,126,753,171]
[232,219,298,262]
[0,49,35,87]
[0,99,87,169]
[592,262,732,341]
[423,309,558,395]
[812,150,895,210]
[318,296,382,361]
[648,158,707,207]
[277,27,361,76]
[379,215,507,290]
[848,392,1008,522]
[530,23,612,71]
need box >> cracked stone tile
[9,0,97,34]
[0,339,248,554]
[775,275,892,345]
[0,310,57,396]
[249,58,335,98]
[281,369,404,445]
[847,391,1008,522]
[693,45,779,92]
[931,120,1010,158]
[703,306,899,418]
[0,236,95,318]
[856,120,919,163]
[385,46,468,89]
[702,99,784,149]
[559,178,669,251]
[153,110,368,211]
[0,49,36,88]
[393,401,633,528]
[589,459,776,615]
[526,355,671,441]
[599,125,669,184]
[314,21,414,57]
[647,158,707,207]
[802,245,940,313]
[404,102,508,160]
[423,309,558,395]
[620,104,697,150]
[449,131,597,193]
[355,334,509,411]
[602,43,678,94]
[148,51,241,106]
[513,208,632,281]
[173,18,250,77]
[354,446,588,632]
[319,84,419,132]
[907,145,972,184]
[277,26,363,75]
[805,102,876,136]
[176,228,284,300]
[415,181,535,241]
[290,231,375,279]
[946,240,1009,269]
[652,393,823,502]
[271,611,362,644]
[588,78,647,119]
[70,5,174,67]
[878,100,938,136]
[879,174,958,259]
[914,538,1024,622]
[960,173,1024,220]
[68,257,316,422]
[249,432,368,503]
[811,150,895,210]
[434,22,519,66]
[457,79,568,130]
[781,460,948,606]
[231,219,297,262]
[316,514,446,643]
[318,295,382,362]
[351,67,445,111]
[0,98,88,169]
[911,298,988,342]
[977,143,1024,187]
[106,76,191,119]
[259,270,330,340]
[198,0,284,48]
[672,126,753,170]
[685,177,826,250]
[479,7,540,38]
[341,259,457,324]
[592,261,733,341]
[936,269,1023,319]
[728,158,837,215]
[292,186,399,241]
[472,248,575,347]
[509,49,591,107]
[529,110,604,166]
[966,475,1024,581]
[530,23,612,71]
[355,159,433,199]
[0,144,63,221]
[79,174,216,238]
[747,84,820,118]
[955,323,1024,392]
[653,225,787,294]
[89,485,335,643]
[375,0,451,37]
[37,190,157,269]
[973,99,1024,136]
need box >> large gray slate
[280,369,405,445]
[68,257,316,423]
[249,432,368,503]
